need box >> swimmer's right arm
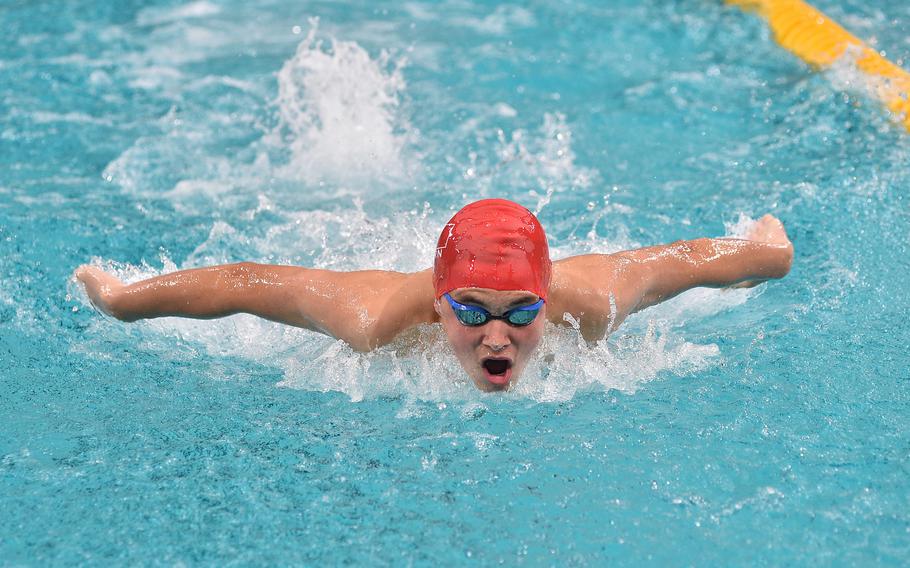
[74,264,436,351]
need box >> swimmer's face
[435,288,546,392]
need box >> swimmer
[75,199,793,392]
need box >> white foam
[494,102,518,118]
[514,322,720,402]
[136,1,221,26]
[180,201,439,271]
[126,64,184,91]
[630,286,754,330]
[453,6,536,35]
[269,20,415,187]
[30,111,112,125]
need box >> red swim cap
[433,199,551,300]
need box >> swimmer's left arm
[550,215,793,340]
[622,214,794,312]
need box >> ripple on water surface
[3,0,910,564]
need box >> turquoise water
[2,0,910,563]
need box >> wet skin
[434,288,546,392]
[75,215,794,391]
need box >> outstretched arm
[74,263,436,351]
[550,215,793,340]
[626,214,793,310]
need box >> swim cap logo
[436,223,455,258]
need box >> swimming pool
[2,0,909,563]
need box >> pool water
[2,0,909,563]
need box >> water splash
[459,111,596,212]
[515,322,721,402]
[269,19,415,186]
[183,200,439,271]
[822,44,908,133]
[101,18,416,210]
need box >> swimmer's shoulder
[547,254,636,339]
[549,254,620,309]
[367,268,439,347]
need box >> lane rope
[727,0,910,130]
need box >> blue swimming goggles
[442,293,545,327]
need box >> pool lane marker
[727,0,910,131]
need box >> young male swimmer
[75,199,793,392]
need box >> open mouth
[481,358,513,386]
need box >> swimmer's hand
[729,214,794,288]
[743,214,792,247]
[74,265,127,319]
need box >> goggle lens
[455,310,488,326]
[445,293,542,327]
[506,309,539,326]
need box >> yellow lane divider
[727,0,910,130]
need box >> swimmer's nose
[482,321,511,352]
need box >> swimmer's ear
[433,298,443,317]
